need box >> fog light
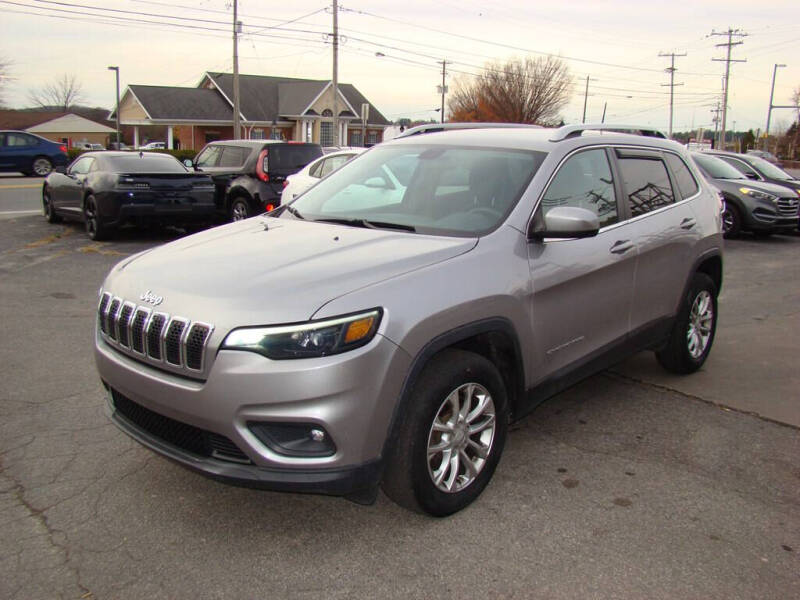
[248,422,336,457]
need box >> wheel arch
[675,250,722,317]
[381,318,525,461]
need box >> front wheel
[84,195,111,241]
[656,273,717,374]
[721,203,741,238]
[381,349,508,516]
[229,197,252,222]
[42,187,61,223]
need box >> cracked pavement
[1,216,798,599]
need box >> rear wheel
[31,157,54,177]
[42,187,61,223]
[229,196,251,222]
[381,349,508,516]
[84,195,111,241]
[656,273,717,374]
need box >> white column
[342,122,348,146]
[167,126,174,149]
[133,126,139,148]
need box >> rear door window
[6,133,36,147]
[218,146,248,168]
[616,156,675,217]
[664,153,699,199]
[540,148,618,228]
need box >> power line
[711,28,747,149]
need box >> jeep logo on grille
[140,290,164,306]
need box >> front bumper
[95,330,411,497]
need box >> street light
[764,63,786,150]
[107,66,121,148]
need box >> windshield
[692,153,745,180]
[745,155,794,180]
[283,144,545,236]
[107,154,188,174]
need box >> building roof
[0,109,68,130]
[205,72,389,125]
[126,85,234,121]
[27,113,115,133]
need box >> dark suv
[189,140,323,221]
[0,130,69,176]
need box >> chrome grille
[777,197,799,217]
[98,293,214,376]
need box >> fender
[380,317,526,461]
[674,247,723,316]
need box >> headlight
[739,187,777,203]
[221,309,382,359]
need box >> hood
[103,217,476,332]
[710,177,800,197]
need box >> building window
[251,128,265,140]
[322,109,333,117]
[320,122,334,146]
[350,131,362,147]
[271,129,283,140]
[367,131,377,145]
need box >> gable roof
[27,113,115,133]
[0,110,68,130]
[125,85,234,121]
[205,72,389,125]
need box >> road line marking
[0,184,41,189]
[0,210,40,215]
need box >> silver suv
[95,124,723,516]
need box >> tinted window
[218,146,248,168]
[106,154,188,173]
[692,153,745,180]
[541,149,618,228]
[743,155,793,181]
[664,153,699,199]
[6,133,36,147]
[618,157,675,217]
[269,145,323,173]
[718,156,759,179]
[195,145,222,168]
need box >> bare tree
[28,73,85,111]
[448,56,571,125]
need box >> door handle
[680,217,696,230]
[610,240,635,254]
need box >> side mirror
[530,206,600,240]
[745,172,758,180]
[183,159,194,169]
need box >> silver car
[95,124,723,516]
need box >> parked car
[42,151,216,240]
[139,142,166,150]
[745,149,780,164]
[691,152,799,237]
[0,130,69,176]
[188,139,323,221]
[703,150,800,195]
[95,124,723,516]
[281,148,365,203]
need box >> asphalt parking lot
[1,215,799,599]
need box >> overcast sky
[1,0,798,134]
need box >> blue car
[0,130,69,176]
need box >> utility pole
[107,66,120,148]
[332,0,339,146]
[711,28,746,150]
[582,75,590,123]
[711,102,721,147]
[232,0,241,139]
[764,63,787,150]
[437,60,447,123]
[659,51,686,138]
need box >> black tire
[656,273,717,374]
[229,196,252,222]
[84,195,111,241]
[42,187,61,223]
[721,202,741,238]
[381,349,508,517]
[31,156,54,177]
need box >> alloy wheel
[32,158,53,176]
[686,290,713,359]
[427,382,496,493]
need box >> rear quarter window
[664,153,699,199]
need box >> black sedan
[691,152,799,238]
[42,152,216,240]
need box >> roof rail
[550,124,667,142]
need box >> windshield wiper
[313,217,416,232]
[285,205,305,219]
